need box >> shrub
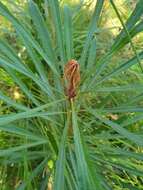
[0,0,143,189]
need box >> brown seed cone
[64,59,80,100]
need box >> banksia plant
[0,0,143,189]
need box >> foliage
[0,0,143,189]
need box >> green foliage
[0,0,143,189]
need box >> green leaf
[3,67,40,106]
[111,21,143,51]
[96,106,143,113]
[0,124,45,141]
[84,0,143,86]
[17,158,48,190]
[122,113,143,127]
[87,38,96,69]
[80,0,104,67]
[0,90,28,111]
[48,0,65,63]
[71,101,103,190]
[29,0,56,64]
[54,120,69,190]
[0,56,54,98]
[110,0,143,72]
[94,51,143,87]
[111,0,143,52]
[91,84,143,93]
[0,141,47,157]
[0,1,58,75]
[100,147,143,161]
[64,5,74,61]
[0,99,64,126]
[72,101,90,189]
[89,110,143,146]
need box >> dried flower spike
[64,59,80,100]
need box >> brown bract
[64,59,80,100]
